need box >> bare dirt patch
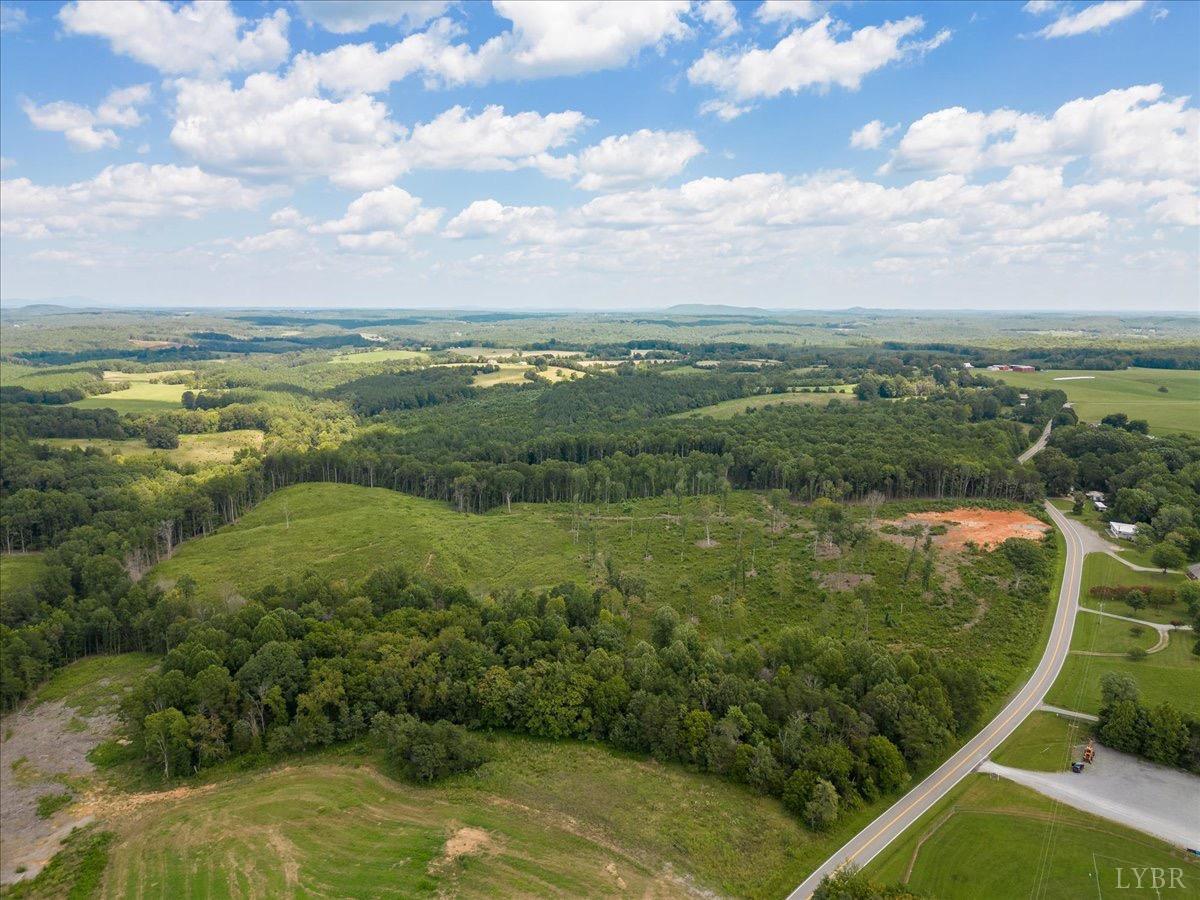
[815,572,874,592]
[0,700,113,884]
[813,540,842,560]
[429,826,496,873]
[893,509,1049,551]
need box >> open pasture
[472,364,580,386]
[997,367,1200,436]
[100,370,192,383]
[70,382,187,414]
[671,387,856,419]
[327,349,429,365]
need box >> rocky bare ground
[0,698,117,883]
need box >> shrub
[145,423,180,449]
[372,713,490,782]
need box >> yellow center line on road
[799,505,1083,894]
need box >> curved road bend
[787,501,1086,899]
[1018,417,1055,464]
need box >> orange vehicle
[1082,742,1096,764]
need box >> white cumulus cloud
[754,1,821,25]
[572,129,705,191]
[22,84,151,151]
[688,15,950,106]
[1033,0,1146,38]
[885,85,1199,181]
[58,0,289,75]
[850,119,898,150]
[1,163,272,238]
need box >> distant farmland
[997,368,1199,436]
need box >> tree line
[113,561,994,838]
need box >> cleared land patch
[44,430,264,467]
[153,485,1052,662]
[0,654,155,886]
[672,388,856,420]
[894,508,1050,551]
[328,349,428,365]
[866,774,1197,898]
[70,382,186,414]
[997,367,1200,436]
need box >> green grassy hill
[95,737,842,899]
[153,484,1051,662]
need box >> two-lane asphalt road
[1018,418,1055,464]
[787,501,1086,898]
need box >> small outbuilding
[1187,563,1200,581]
[1109,522,1138,540]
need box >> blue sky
[1,0,1197,310]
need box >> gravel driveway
[979,749,1200,848]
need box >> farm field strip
[997,367,1200,436]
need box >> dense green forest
[112,560,995,831]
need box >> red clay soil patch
[898,509,1049,551]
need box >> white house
[1094,501,1108,512]
[1109,522,1138,540]
[1085,490,1105,501]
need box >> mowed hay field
[328,349,429,365]
[98,738,833,899]
[865,775,1197,898]
[472,364,580,387]
[44,430,264,467]
[71,373,189,414]
[672,387,856,420]
[152,484,1054,656]
[997,367,1200,436]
